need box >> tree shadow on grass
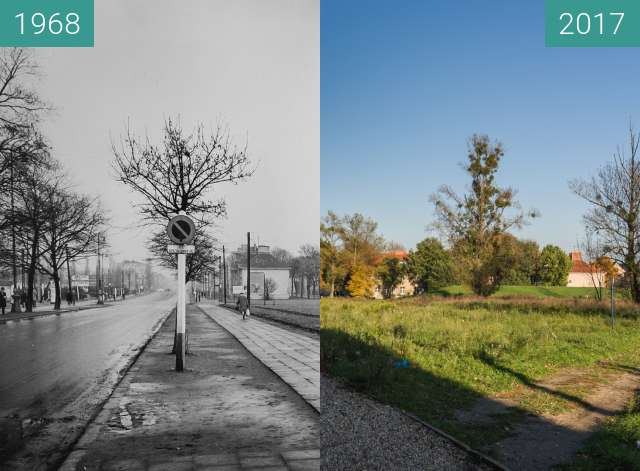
[320,328,633,470]
[476,352,616,417]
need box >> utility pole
[66,246,74,305]
[10,156,19,313]
[611,276,616,329]
[246,232,251,308]
[97,234,103,304]
[21,250,25,289]
[223,245,227,305]
[218,259,222,302]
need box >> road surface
[0,291,174,470]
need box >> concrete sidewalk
[60,304,319,471]
[199,303,320,412]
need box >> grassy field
[321,295,640,462]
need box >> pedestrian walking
[0,287,6,315]
[236,291,249,320]
[66,290,73,306]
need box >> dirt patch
[457,365,640,470]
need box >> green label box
[0,0,93,47]
[546,0,640,47]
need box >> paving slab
[198,304,320,412]
[59,304,319,470]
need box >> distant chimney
[569,251,583,262]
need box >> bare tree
[271,247,293,265]
[264,278,277,300]
[112,118,254,225]
[9,155,58,311]
[0,125,50,306]
[38,185,106,309]
[300,244,320,298]
[570,126,640,302]
[0,48,48,129]
[147,226,218,283]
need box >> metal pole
[223,245,227,305]
[97,234,103,304]
[246,233,251,308]
[176,252,186,371]
[611,277,615,329]
[20,249,25,289]
[10,157,16,291]
[66,247,74,305]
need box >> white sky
[33,0,319,261]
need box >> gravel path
[321,375,496,471]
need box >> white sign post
[167,213,196,372]
[176,251,186,371]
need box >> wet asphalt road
[0,291,174,470]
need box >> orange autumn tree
[588,255,618,301]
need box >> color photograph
[321,2,640,470]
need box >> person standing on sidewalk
[0,287,6,315]
[236,291,249,320]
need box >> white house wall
[240,268,290,299]
[567,272,605,288]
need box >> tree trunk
[630,266,640,303]
[53,271,61,310]
[330,278,335,298]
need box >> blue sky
[321,1,640,252]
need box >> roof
[235,253,290,270]
[383,251,408,261]
[568,251,594,273]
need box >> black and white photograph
[0,1,319,470]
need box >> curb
[250,304,319,318]
[197,305,320,415]
[218,303,319,334]
[56,307,175,471]
[0,303,113,324]
[398,410,512,471]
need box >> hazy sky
[321,1,640,252]
[32,0,318,261]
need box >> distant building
[566,251,623,288]
[229,244,291,299]
[567,251,601,288]
[373,251,415,299]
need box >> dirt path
[457,365,640,470]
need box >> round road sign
[167,215,196,244]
